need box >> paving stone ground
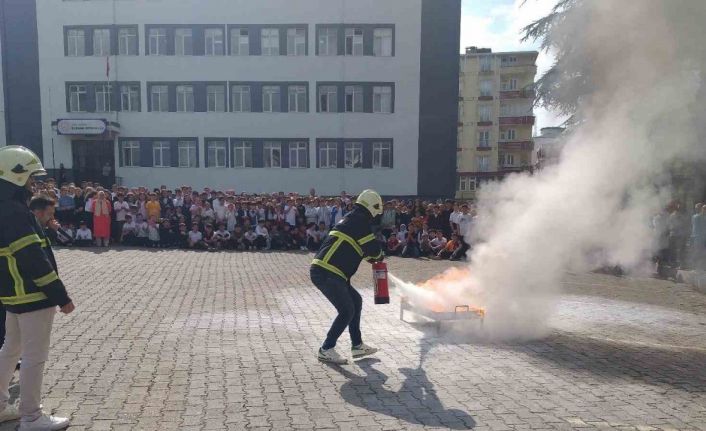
[1,248,704,431]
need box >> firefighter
[311,189,384,364]
[0,146,73,430]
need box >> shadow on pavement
[515,333,706,392]
[325,358,476,429]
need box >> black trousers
[310,266,362,350]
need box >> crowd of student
[33,179,476,260]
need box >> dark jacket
[0,181,72,313]
[311,204,383,281]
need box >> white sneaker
[19,413,70,431]
[300,246,308,251]
[318,347,348,364]
[352,343,379,359]
[0,404,20,423]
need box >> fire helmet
[0,146,47,187]
[356,189,383,217]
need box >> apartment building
[535,126,566,169]
[0,0,460,196]
[456,47,538,199]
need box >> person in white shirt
[121,214,137,245]
[173,190,184,209]
[135,214,149,247]
[316,200,331,227]
[75,221,93,247]
[450,204,472,261]
[449,203,462,235]
[214,224,232,250]
[285,203,298,227]
[225,204,238,233]
[201,202,215,224]
[212,197,226,224]
[430,230,448,254]
[188,224,206,249]
[255,220,270,250]
[243,228,257,250]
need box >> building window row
[66,81,393,114]
[119,138,393,169]
[65,24,394,57]
[66,82,141,113]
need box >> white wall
[35,0,422,195]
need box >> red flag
[106,56,110,78]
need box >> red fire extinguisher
[372,262,390,304]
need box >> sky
[460,0,565,131]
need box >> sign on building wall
[56,119,107,135]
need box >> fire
[403,267,486,317]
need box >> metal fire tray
[399,297,484,333]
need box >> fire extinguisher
[372,262,390,304]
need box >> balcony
[478,66,494,75]
[477,121,493,127]
[499,116,535,126]
[499,64,537,75]
[476,145,492,151]
[499,164,533,173]
[499,90,535,100]
[478,95,493,101]
[498,140,534,151]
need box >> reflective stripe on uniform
[322,237,344,263]
[0,292,48,305]
[358,233,375,245]
[365,251,383,261]
[328,231,363,256]
[6,256,25,297]
[6,234,43,254]
[33,271,58,287]
[312,259,348,281]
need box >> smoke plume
[396,0,706,340]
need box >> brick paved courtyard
[2,249,705,430]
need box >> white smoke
[396,0,706,340]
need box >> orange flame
[409,267,485,316]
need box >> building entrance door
[72,140,115,187]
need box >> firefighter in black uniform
[311,189,384,364]
[0,146,73,430]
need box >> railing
[499,90,535,100]
[498,140,534,151]
[499,116,535,126]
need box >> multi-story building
[0,0,460,196]
[456,47,537,199]
[535,126,566,169]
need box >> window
[477,155,491,172]
[502,79,518,91]
[93,28,110,56]
[458,102,464,118]
[459,176,476,192]
[373,142,392,168]
[345,28,363,56]
[288,86,307,112]
[479,131,490,147]
[480,80,493,97]
[263,142,282,168]
[344,142,363,168]
[319,86,337,113]
[118,28,137,55]
[262,86,281,113]
[175,28,193,56]
[67,29,85,56]
[207,85,225,112]
[69,85,87,112]
[504,153,515,166]
[345,86,363,112]
[205,28,224,56]
[373,28,393,57]
[319,142,338,168]
[95,84,112,112]
[122,141,140,167]
[120,84,140,112]
[148,28,167,55]
[153,141,171,167]
[178,140,197,168]
[231,85,251,112]
[501,129,516,141]
[289,142,308,168]
[318,27,337,56]
[373,86,392,113]
[232,141,253,168]
[480,55,493,72]
[176,85,194,112]
[207,140,227,168]
[230,28,249,56]
[150,85,168,112]
[479,105,492,122]
[287,28,306,56]
[502,56,517,65]
[261,28,279,56]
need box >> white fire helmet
[0,145,47,187]
[356,189,383,217]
